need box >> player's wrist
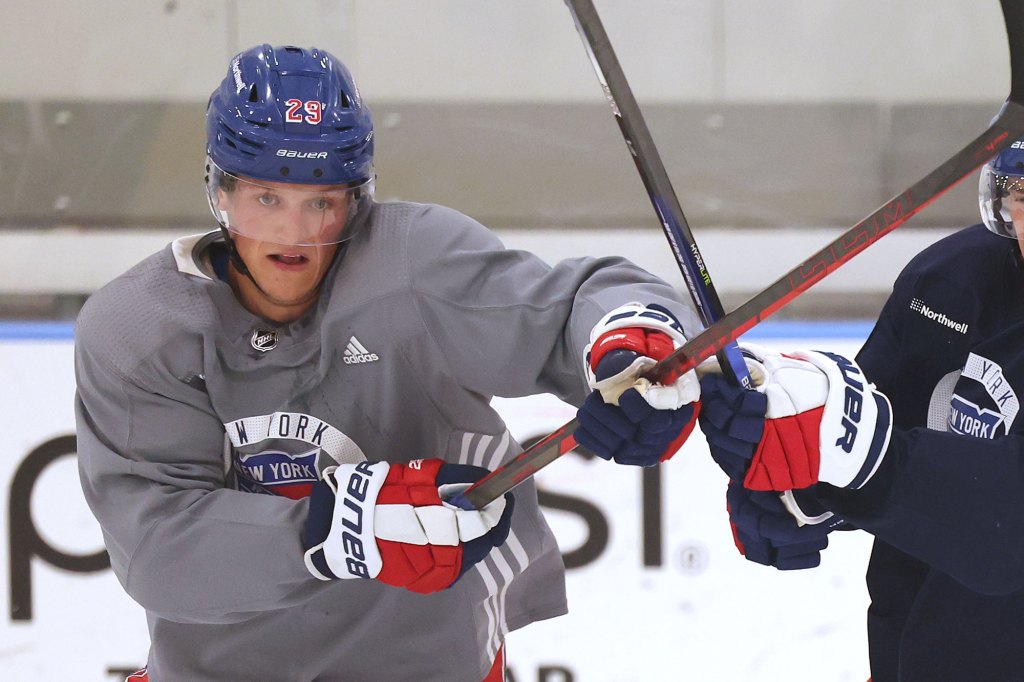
[583,302,690,402]
[788,350,894,490]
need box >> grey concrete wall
[0,0,1012,317]
[2,1,1009,102]
[0,100,998,229]
[2,0,1008,230]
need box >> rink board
[0,322,874,681]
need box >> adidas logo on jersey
[909,298,969,334]
[343,336,379,364]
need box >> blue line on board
[0,321,76,340]
[743,320,874,340]
[0,319,875,341]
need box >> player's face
[1008,187,1024,255]
[216,177,354,246]
[214,174,358,322]
[227,231,339,323]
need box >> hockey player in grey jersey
[75,44,702,681]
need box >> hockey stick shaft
[565,0,752,388]
[462,0,1024,510]
[465,109,1023,509]
[649,117,1024,377]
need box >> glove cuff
[793,350,894,489]
[583,303,692,405]
[303,461,389,581]
[584,303,686,374]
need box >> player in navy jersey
[74,44,702,681]
[697,140,1024,681]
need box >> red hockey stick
[460,0,1024,510]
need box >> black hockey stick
[564,0,752,388]
[460,0,1024,510]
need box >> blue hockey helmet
[206,44,374,186]
[979,140,1024,239]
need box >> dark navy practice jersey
[819,225,1024,682]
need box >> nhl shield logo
[251,328,278,352]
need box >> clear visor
[205,160,373,246]
[979,165,1024,239]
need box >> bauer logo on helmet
[276,149,329,159]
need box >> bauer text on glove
[699,344,893,491]
[302,459,514,594]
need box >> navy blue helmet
[979,140,1024,239]
[206,44,374,186]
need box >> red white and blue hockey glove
[302,459,514,594]
[727,480,847,570]
[699,343,893,492]
[575,303,701,467]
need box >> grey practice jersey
[75,201,700,681]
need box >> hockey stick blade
[460,0,1024,511]
[565,0,753,388]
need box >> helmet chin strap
[218,225,252,277]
